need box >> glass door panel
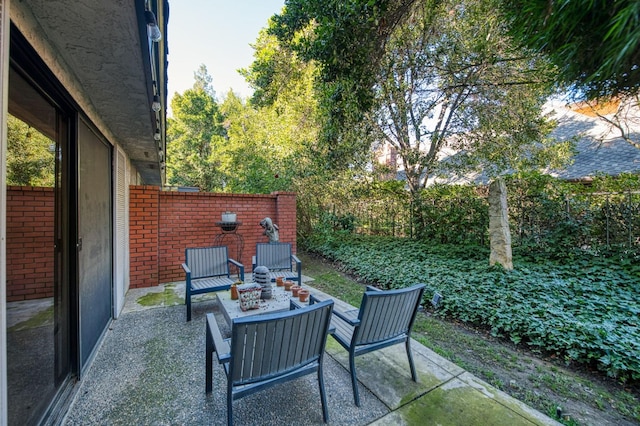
[77,120,112,370]
[6,67,70,425]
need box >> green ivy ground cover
[303,234,640,381]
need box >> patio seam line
[357,367,547,426]
[324,351,392,413]
[461,378,552,426]
[360,367,465,412]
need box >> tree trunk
[488,178,513,270]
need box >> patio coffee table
[216,284,307,324]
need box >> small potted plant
[298,288,310,303]
[230,279,242,300]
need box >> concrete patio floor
[62,278,562,425]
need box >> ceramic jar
[221,211,236,222]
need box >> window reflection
[7,67,68,425]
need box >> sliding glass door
[6,65,71,426]
[6,28,114,424]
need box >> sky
[167,0,285,103]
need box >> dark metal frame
[252,242,302,283]
[318,283,426,406]
[182,246,244,321]
[206,299,334,425]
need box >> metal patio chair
[252,242,302,283]
[316,283,426,406]
[206,299,335,426]
[182,246,244,321]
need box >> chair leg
[349,351,360,406]
[406,338,418,382]
[318,365,329,423]
[227,390,233,426]
[186,283,192,321]
[186,294,192,322]
[206,322,213,393]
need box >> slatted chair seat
[312,283,426,406]
[326,309,359,344]
[252,242,302,284]
[189,276,235,292]
[182,246,244,321]
[206,299,335,426]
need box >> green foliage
[413,184,489,244]
[271,0,400,113]
[506,172,640,257]
[303,233,640,382]
[7,115,55,187]
[297,173,410,239]
[166,65,228,191]
[316,172,639,255]
[373,0,559,199]
[167,51,322,195]
[217,92,295,194]
[271,0,423,164]
[274,0,561,208]
[503,0,640,99]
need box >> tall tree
[502,1,640,151]
[215,22,322,195]
[166,65,227,191]
[275,0,640,143]
[367,0,564,201]
[503,0,640,99]
[6,115,55,187]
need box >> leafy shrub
[302,233,640,382]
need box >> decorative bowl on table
[237,283,262,311]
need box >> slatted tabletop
[216,285,308,324]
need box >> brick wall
[6,186,55,301]
[5,185,297,298]
[130,186,297,288]
[129,186,160,289]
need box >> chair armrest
[309,293,322,306]
[309,294,359,324]
[290,299,304,310]
[366,285,381,292]
[206,314,231,364]
[332,308,361,326]
[182,263,191,275]
[292,254,301,270]
[228,258,242,268]
[228,258,245,281]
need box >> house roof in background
[395,100,640,186]
[545,100,640,180]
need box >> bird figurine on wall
[259,217,279,243]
